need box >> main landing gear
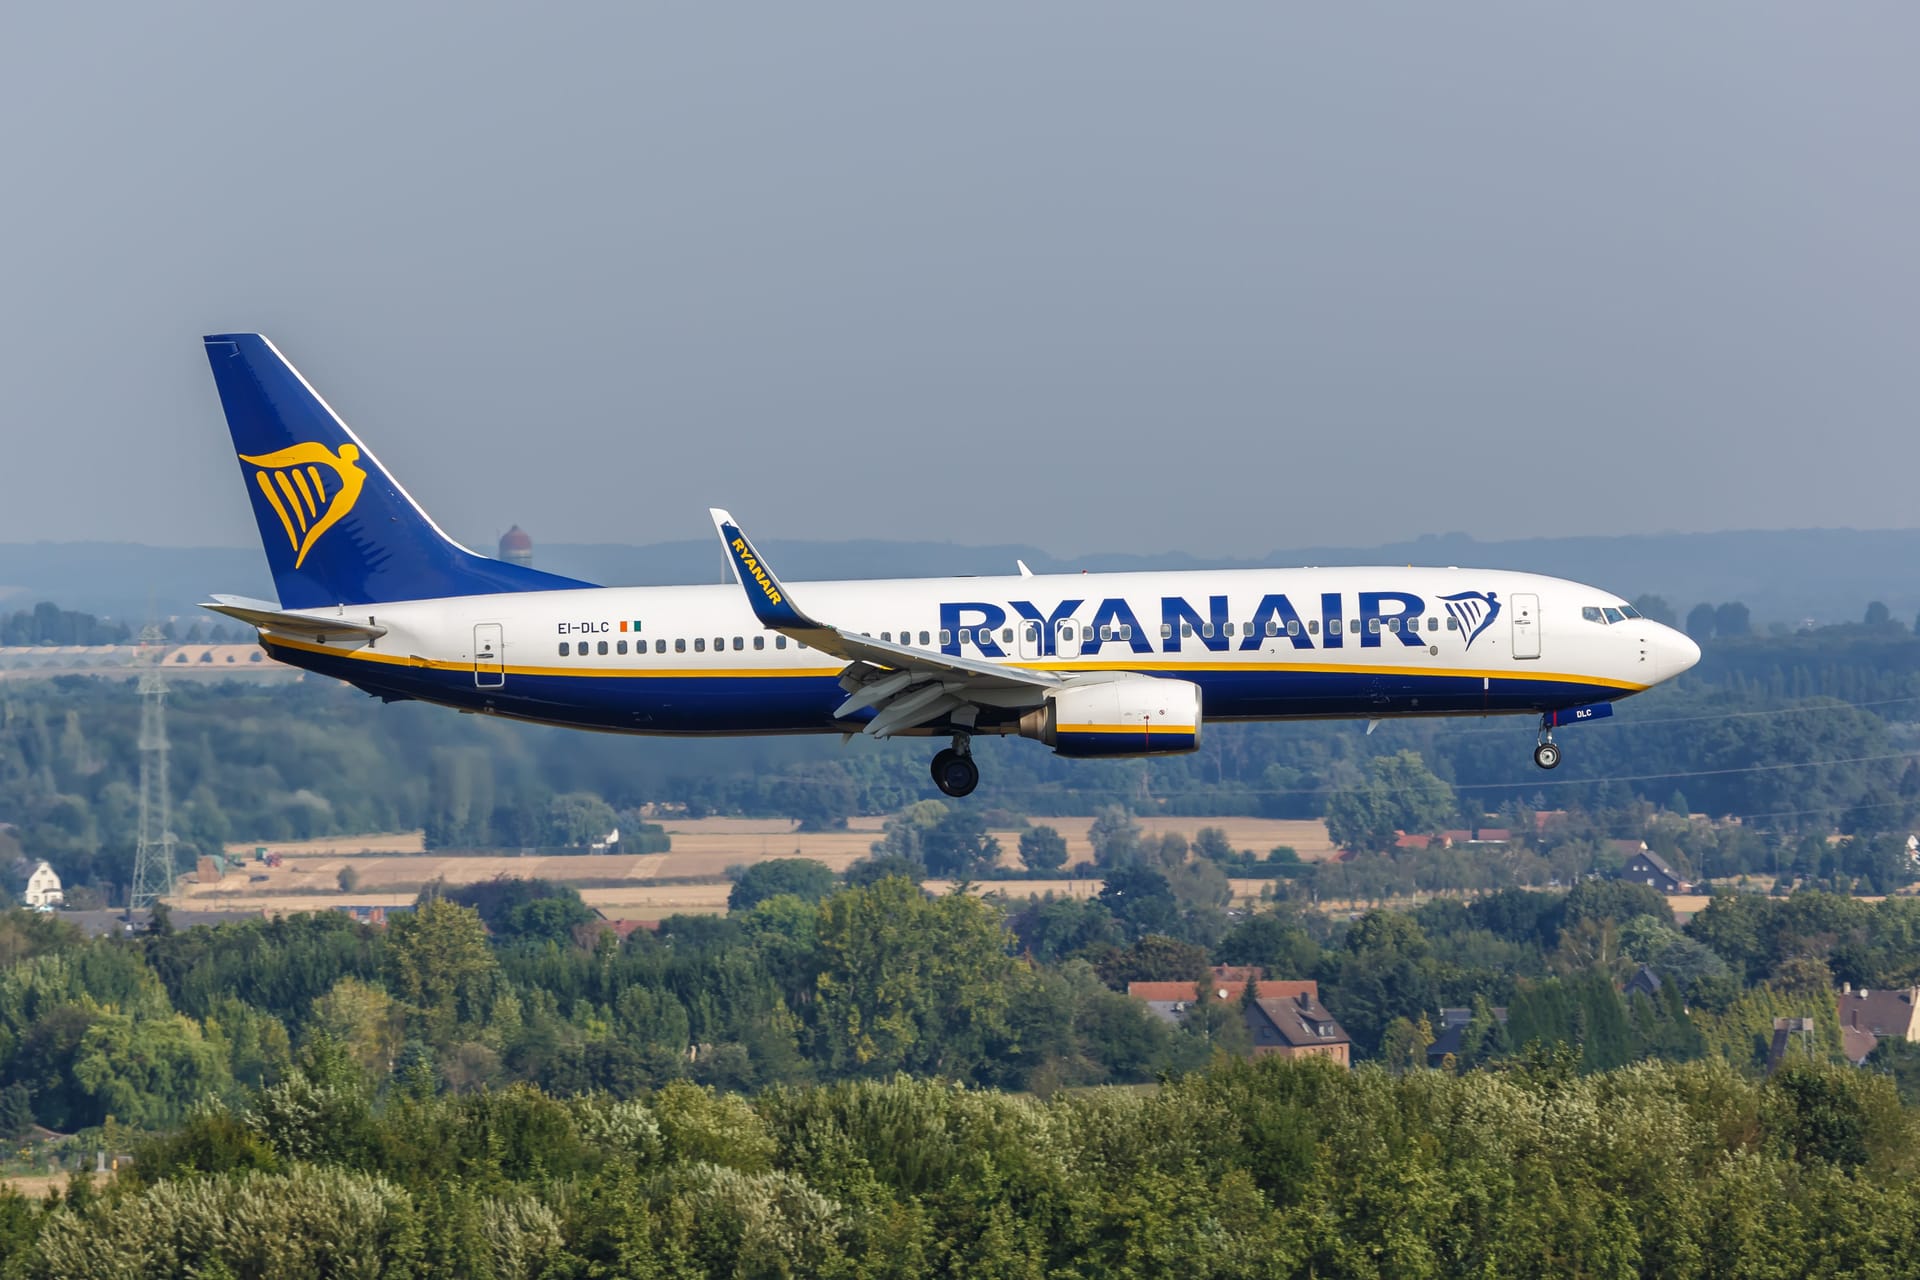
[1533,717,1561,771]
[931,733,979,797]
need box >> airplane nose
[1654,625,1701,683]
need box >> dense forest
[5,602,1920,904]
[0,866,1915,1275]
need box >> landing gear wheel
[930,748,979,798]
[1533,741,1561,771]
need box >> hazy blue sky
[2,5,1914,558]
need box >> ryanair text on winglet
[731,538,783,606]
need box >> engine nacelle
[1017,677,1203,758]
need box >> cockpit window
[1603,607,1625,624]
[1619,604,1642,619]
[1582,607,1606,624]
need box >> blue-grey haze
[2,5,1914,553]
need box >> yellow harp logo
[239,442,368,568]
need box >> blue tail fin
[204,334,596,608]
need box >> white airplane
[201,334,1700,798]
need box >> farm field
[179,814,1336,916]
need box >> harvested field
[223,831,426,857]
[1,1174,70,1198]
[179,813,1335,917]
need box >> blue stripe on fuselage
[266,640,1630,735]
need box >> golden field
[180,813,1334,917]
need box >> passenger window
[754,636,765,650]
[1119,625,1131,640]
[675,638,687,653]
[1583,606,1605,624]
[797,642,807,650]
[881,632,892,642]
[940,630,953,645]
[1160,623,1173,639]
[1201,622,1214,638]
[558,641,570,656]
[694,638,706,652]
[960,628,972,644]
[919,631,930,645]
[1098,627,1111,641]
[775,636,787,650]
[1329,619,1342,636]
[1265,620,1279,637]
[617,640,627,654]
[1002,627,1014,644]
[597,640,609,654]
[1224,622,1235,637]
[1308,620,1319,635]
[1287,620,1300,636]
[1059,624,1074,643]
[1367,619,1379,634]
[1081,626,1093,641]
[1027,623,1041,643]
[1428,617,1438,632]
[655,639,666,653]
[714,638,723,651]
[1447,617,1459,631]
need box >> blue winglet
[710,508,820,631]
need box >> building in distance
[23,861,62,910]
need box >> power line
[1431,694,1920,738]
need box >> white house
[23,861,62,910]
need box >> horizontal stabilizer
[201,595,388,642]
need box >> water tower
[498,525,533,568]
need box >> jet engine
[1016,676,1202,757]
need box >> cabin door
[474,622,505,688]
[1510,594,1540,660]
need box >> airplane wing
[201,594,389,642]
[708,509,1058,738]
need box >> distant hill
[1,528,1915,629]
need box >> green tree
[307,977,403,1082]
[813,877,1016,1077]
[1019,824,1069,874]
[1380,1013,1435,1072]
[1325,751,1457,853]
[1087,807,1145,868]
[386,898,499,1041]
[546,792,618,847]
[1630,594,1677,627]
[1714,601,1751,637]
[728,858,837,911]
[919,808,1001,878]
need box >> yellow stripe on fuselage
[260,632,1644,692]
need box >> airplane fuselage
[255,564,1690,738]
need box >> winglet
[709,509,821,630]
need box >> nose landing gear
[1533,717,1561,771]
[931,733,979,797]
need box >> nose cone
[1652,625,1701,684]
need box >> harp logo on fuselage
[238,442,367,569]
